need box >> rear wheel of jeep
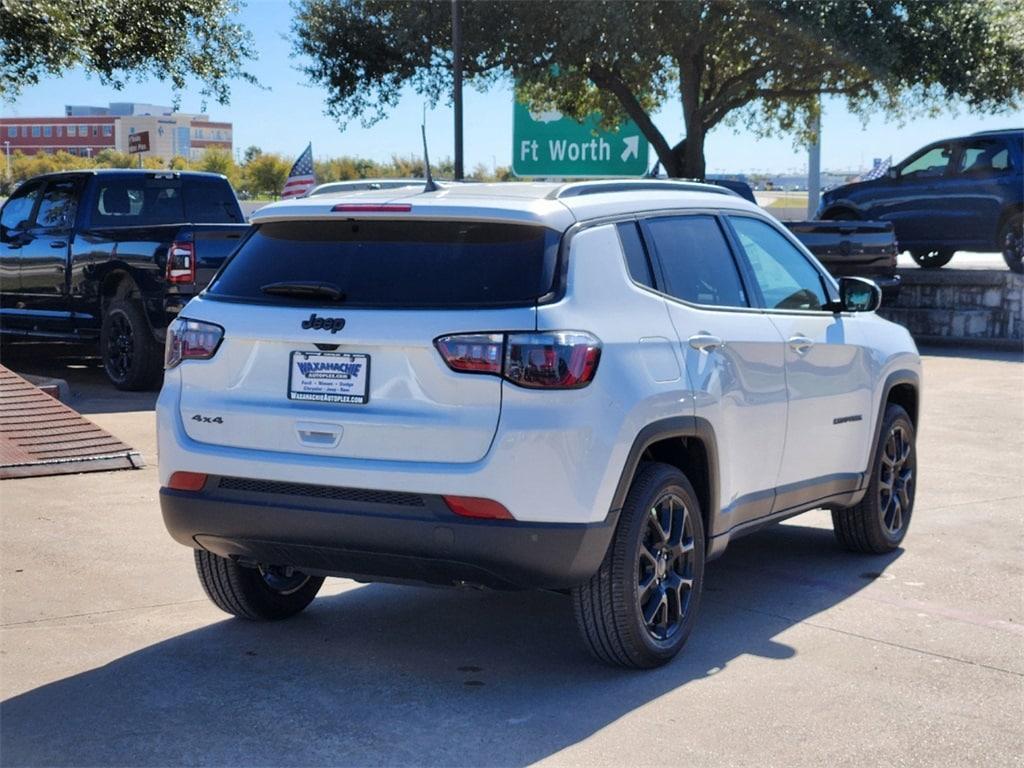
[194,550,324,620]
[572,462,705,668]
[1000,213,1023,274]
[832,404,917,554]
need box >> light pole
[452,0,464,180]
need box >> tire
[572,462,705,668]
[101,298,163,391]
[910,248,954,269]
[832,404,917,554]
[194,550,324,621]
[1000,213,1023,274]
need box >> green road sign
[512,101,649,178]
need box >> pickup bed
[785,219,901,300]
[1,170,248,389]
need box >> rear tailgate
[190,223,249,288]
[175,299,533,463]
[785,220,898,277]
[174,217,562,464]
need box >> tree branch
[587,64,673,170]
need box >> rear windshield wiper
[260,281,346,302]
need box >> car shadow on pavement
[0,342,159,415]
[1,523,901,767]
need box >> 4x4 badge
[301,313,346,334]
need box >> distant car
[817,129,1023,272]
[304,179,423,197]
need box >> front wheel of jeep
[832,404,917,554]
[572,462,705,668]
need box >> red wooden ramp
[0,366,144,479]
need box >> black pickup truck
[1,170,248,389]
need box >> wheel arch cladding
[610,417,719,544]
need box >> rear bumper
[160,478,617,590]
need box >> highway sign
[512,101,649,177]
[128,131,150,154]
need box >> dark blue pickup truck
[817,129,1023,272]
[0,170,249,389]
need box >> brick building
[0,102,232,160]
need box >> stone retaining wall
[879,268,1023,350]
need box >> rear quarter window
[207,219,562,308]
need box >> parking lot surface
[1,344,1021,767]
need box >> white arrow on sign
[621,136,639,162]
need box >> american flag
[281,143,316,198]
[858,156,892,182]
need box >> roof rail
[550,179,738,200]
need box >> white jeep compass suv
[157,180,921,668]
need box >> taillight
[166,241,195,284]
[434,333,504,374]
[165,318,224,369]
[434,331,601,389]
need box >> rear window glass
[207,220,562,307]
[91,178,185,226]
[89,176,241,227]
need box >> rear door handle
[688,333,724,351]
[788,335,814,353]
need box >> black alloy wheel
[572,462,706,668]
[638,492,697,641]
[910,248,954,269]
[105,311,135,384]
[878,423,915,537]
[100,298,163,390]
[832,403,917,554]
[1001,213,1023,274]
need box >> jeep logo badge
[302,313,346,334]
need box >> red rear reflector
[331,203,412,213]
[168,471,208,491]
[443,495,514,520]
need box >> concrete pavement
[0,346,1021,767]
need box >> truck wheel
[194,550,324,621]
[101,299,163,391]
[1000,213,1023,274]
[572,462,705,668]
[910,249,953,269]
[832,404,916,554]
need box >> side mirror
[887,168,898,180]
[837,276,882,313]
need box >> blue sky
[5,0,1022,174]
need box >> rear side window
[643,215,748,308]
[957,139,1011,176]
[207,220,562,307]
[91,178,184,226]
[34,180,79,230]
[184,177,242,223]
[616,222,655,288]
